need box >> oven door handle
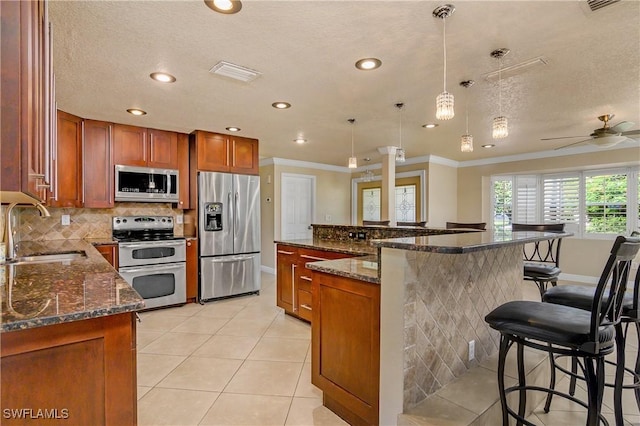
[120,241,185,249]
[120,264,185,273]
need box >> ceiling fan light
[436,91,455,120]
[591,135,627,147]
[461,134,474,152]
[492,116,508,139]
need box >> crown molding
[260,157,352,173]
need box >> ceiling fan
[541,114,640,150]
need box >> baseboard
[559,273,598,285]
[261,265,276,275]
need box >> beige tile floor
[137,274,640,425]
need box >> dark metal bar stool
[542,236,640,426]
[397,221,427,227]
[445,221,486,230]
[362,220,390,226]
[512,223,566,298]
[485,235,640,426]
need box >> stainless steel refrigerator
[198,172,261,301]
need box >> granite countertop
[305,255,380,284]
[372,230,573,253]
[274,238,377,256]
[1,240,145,332]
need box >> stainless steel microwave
[114,165,179,203]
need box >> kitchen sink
[1,251,87,265]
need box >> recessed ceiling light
[226,127,241,132]
[127,108,147,116]
[355,58,382,70]
[482,144,496,148]
[422,123,439,128]
[204,0,242,14]
[294,138,307,144]
[149,72,176,83]
[272,102,291,109]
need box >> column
[377,146,396,226]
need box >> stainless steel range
[113,216,186,310]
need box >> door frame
[280,173,317,239]
[351,170,426,225]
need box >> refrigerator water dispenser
[204,202,223,231]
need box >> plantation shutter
[514,175,538,223]
[543,174,580,229]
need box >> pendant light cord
[442,18,447,92]
[465,91,469,133]
[351,122,355,157]
[399,106,403,149]
[498,57,502,116]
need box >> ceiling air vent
[586,0,620,12]
[209,61,261,82]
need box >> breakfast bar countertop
[274,238,377,256]
[1,240,145,333]
[372,230,573,253]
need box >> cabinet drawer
[297,273,312,292]
[298,290,312,322]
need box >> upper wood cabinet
[113,124,178,169]
[191,130,259,175]
[175,133,190,209]
[49,110,83,207]
[1,0,54,202]
[83,120,114,208]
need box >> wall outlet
[176,214,184,224]
[325,214,332,223]
[61,215,70,226]
[468,340,475,362]
[357,232,367,240]
[348,232,356,239]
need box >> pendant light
[491,48,510,139]
[361,158,374,182]
[395,103,406,162]
[459,80,474,152]
[347,118,357,168]
[433,4,456,121]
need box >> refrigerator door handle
[235,191,239,235]
[208,255,256,263]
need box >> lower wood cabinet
[276,244,354,323]
[95,243,118,269]
[186,238,198,302]
[311,270,380,426]
[1,313,137,425]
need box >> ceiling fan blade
[540,135,589,141]
[554,138,593,150]
[621,129,640,136]
[611,121,635,133]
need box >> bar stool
[512,223,566,298]
[485,235,640,426]
[542,237,640,426]
[445,221,486,230]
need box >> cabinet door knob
[187,241,192,246]
[179,201,183,205]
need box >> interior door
[281,173,315,240]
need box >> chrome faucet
[3,202,51,260]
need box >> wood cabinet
[95,244,119,269]
[49,110,83,207]
[1,313,138,426]
[113,124,178,169]
[176,133,190,209]
[186,238,198,303]
[276,244,354,323]
[191,130,259,175]
[311,271,380,426]
[83,120,114,208]
[1,0,54,202]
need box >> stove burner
[112,215,178,242]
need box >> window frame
[490,166,640,239]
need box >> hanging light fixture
[491,48,510,139]
[395,103,406,162]
[361,158,374,182]
[459,80,474,152]
[433,4,456,121]
[347,118,357,168]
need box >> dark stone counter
[306,255,379,284]
[1,240,144,332]
[274,238,377,256]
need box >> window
[490,167,639,238]
[362,188,381,221]
[395,185,416,222]
[355,174,423,224]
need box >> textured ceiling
[49,0,640,166]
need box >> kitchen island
[301,229,570,425]
[1,240,144,425]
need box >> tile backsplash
[9,203,185,242]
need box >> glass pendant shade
[436,91,455,120]
[492,116,509,139]
[348,156,358,168]
[395,148,406,162]
[361,169,374,182]
[460,134,473,152]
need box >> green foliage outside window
[585,174,627,234]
